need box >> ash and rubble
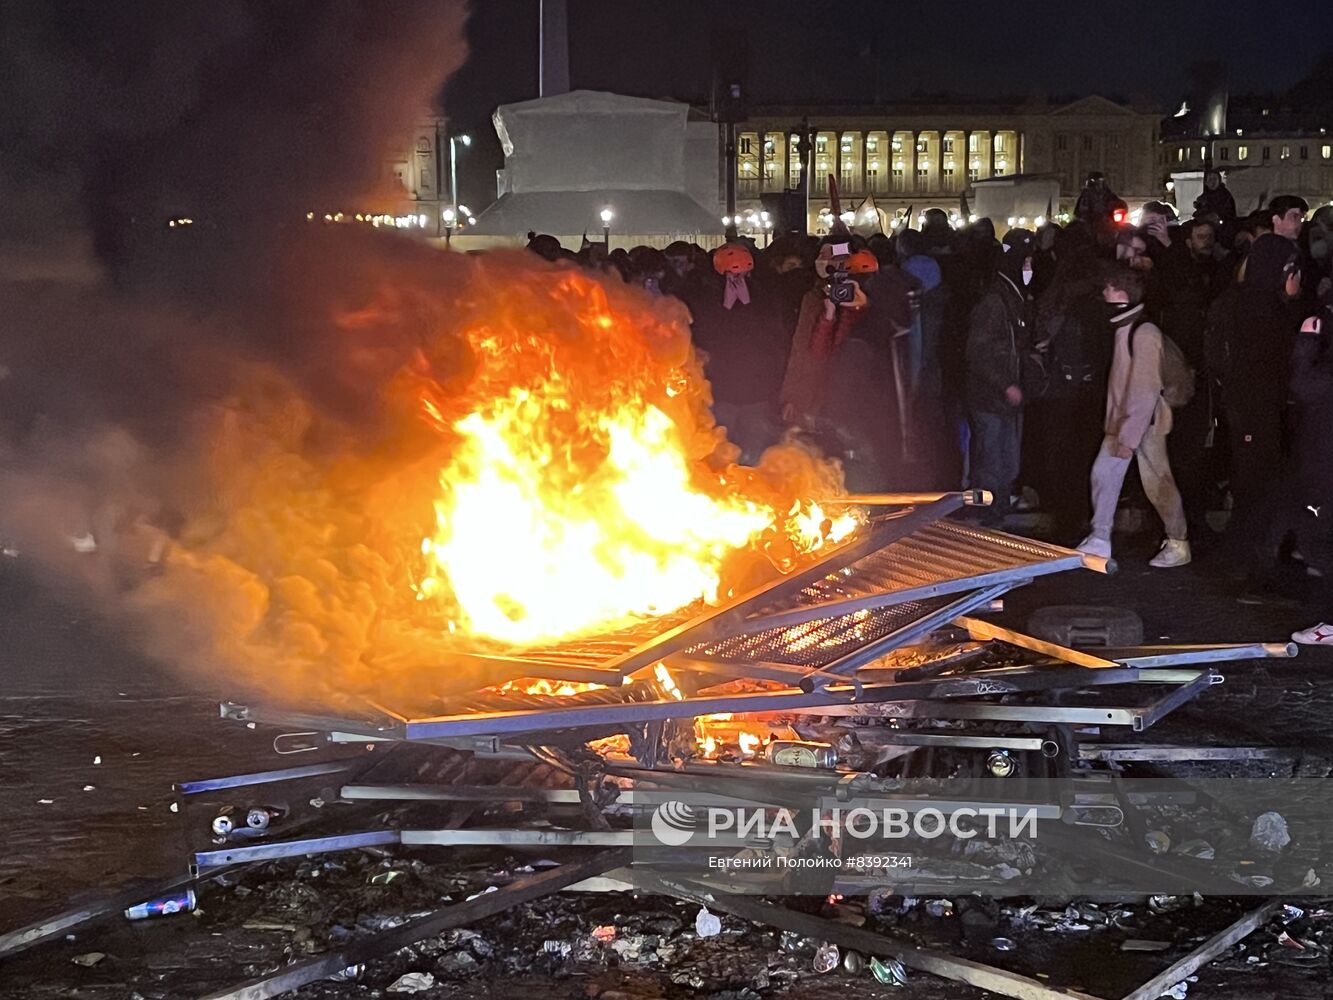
[6,848,1333,999]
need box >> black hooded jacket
[965,249,1032,413]
[1232,233,1305,417]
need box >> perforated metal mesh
[683,594,957,668]
[766,522,1080,614]
[483,610,701,669]
[449,524,1079,672]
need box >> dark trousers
[968,407,1022,525]
[1027,391,1104,540]
[1225,403,1285,575]
[1167,389,1213,536]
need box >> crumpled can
[812,941,840,973]
[870,955,908,986]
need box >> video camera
[823,241,857,304]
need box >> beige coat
[1105,305,1172,450]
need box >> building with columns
[1160,93,1333,216]
[729,95,1161,229]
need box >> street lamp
[443,207,456,246]
[449,133,471,212]
[600,207,613,249]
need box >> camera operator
[779,238,871,430]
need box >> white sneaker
[1076,534,1112,559]
[1292,622,1333,646]
[1149,538,1192,568]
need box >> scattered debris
[1175,839,1215,860]
[591,925,617,943]
[1122,940,1172,952]
[1275,931,1305,950]
[71,952,106,967]
[124,890,195,921]
[812,941,839,974]
[869,955,908,986]
[1250,811,1291,852]
[1145,830,1171,854]
[841,949,865,974]
[387,971,436,993]
[695,906,721,938]
[1160,981,1188,999]
[1149,895,1190,915]
[990,937,1016,952]
[369,870,403,885]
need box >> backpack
[1040,305,1099,399]
[1129,319,1196,408]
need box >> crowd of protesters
[526,176,1333,642]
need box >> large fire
[411,266,855,647]
[78,246,856,700]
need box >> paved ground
[1,524,1332,998]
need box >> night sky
[444,0,1333,209]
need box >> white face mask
[1021,264,1034,286]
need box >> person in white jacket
[1078,267,1191,567]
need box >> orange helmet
[712,243,754,275]
[846,249,879,274]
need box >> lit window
[740,137,751,154]
[1281,146,1290,160]
[1200,145,1207,159]
[968,134,979,152]
[943,137,955,153]
[866,138,878,152]
[1177,148,1184,162]
[995,135,1007,152]
[891,138,903,151]
[916,138,927,152]
[1324,145,1332,159]
[1238,145,1249,160]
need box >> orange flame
[116,248,860,703]
[411,264,857,647]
